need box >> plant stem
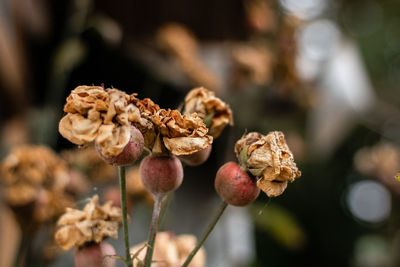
[144,194,164,267]
[118,166,133,267]
[181,201,228,267]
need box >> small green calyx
[203,112,215,129]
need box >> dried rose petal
[235,131,301,197]
[151,109,213,156]
[55,195,122,250]
[184,87,233,138]
[130,232,205,267]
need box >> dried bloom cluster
[0,145,74,221]
[59,86,149,158]
[61,147,116,183]
[131,232,205,267]
[235,131,301,197]
[133,96,213,156]
[151,109,213,156]
[354,142,400,194]
[55,195,122,250]
[183,87,233,138]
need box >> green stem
[118,166,133,267]
[181,201,228,267]
[144,194,164,267]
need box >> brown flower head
[183,87,233,138]
[150,109,213,156]
[0,145,74,222]
[235,131,301,197]
[131,232,205,267]
[55,195,122,250]
[59,86,150,158]
[0,145,69,205]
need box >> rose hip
[96,126,144,166]
[74,242,116,267]
[214,162,260,206]
[140,155,183,195]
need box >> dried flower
[183,87,233,138]
[131,232,205,267]
[55,195,122,250]
[1,145,68,205]
[59,86,148,160]
[235,131,301,197]
[150,109,213,156]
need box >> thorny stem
[144,194,164,267]
[181,201,228,267]
[118,166,133,267]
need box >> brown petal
[163,135,213,156]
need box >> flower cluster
[0,145,74,221]
[183,87,233,138]
[59,86,149,158]
[55,195,122,250]
[131,232,205,267]
[235,131,301,197]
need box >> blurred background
[1,0,400,266]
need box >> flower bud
[96,126,144,166]
[215,162,260,206]
[140,155,183,195]
[179,145,212,166]
[74,242,116,267]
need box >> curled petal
[95,125,131,157]
[257,179,288,198]
[163,135,213,156]
[64,86,109,114]
[59,112,101,145]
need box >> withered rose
[55,195,122,250]
[235,131,301,197]
[183,87,233,138]
[0,145,74,222]
[0,145,69,205]
[59,86,150,158]
[131,232,205,267]
[151,109,213,156]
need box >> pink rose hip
[140,155,183,195]
[74,242,116,267]
[215,161,260,206]
[96,126,144,166]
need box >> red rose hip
[215,161,260,206]
[96,126,144,166]
[74,241,116,267]
[140,155,183,195]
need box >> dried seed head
[235,131,301,197]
